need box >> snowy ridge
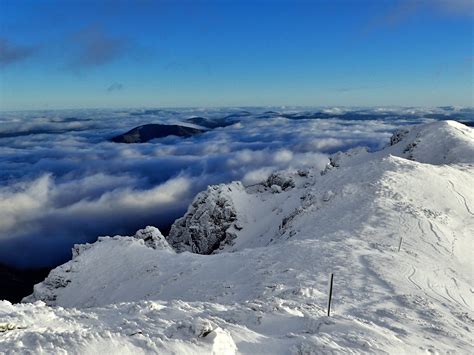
[1,121,474,354]
[384,120,474,164]
[326,120,474,169]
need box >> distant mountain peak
[111,124,204,143]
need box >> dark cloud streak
[0,38,37,66]
[356,0,473,42]
[107,82,124,92]
[68,26,129,70]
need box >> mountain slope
[1,121,473,354]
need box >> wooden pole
[327,273,334,316]
[398,237,403,252]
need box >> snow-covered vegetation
[1,120,473,354]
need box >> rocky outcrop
[321,146,368,174]
[111,124,204,143]
[389,128,410,146]
[72,226,171,258]
[167,182,244,254]
[133,226,173,251]
[264,172,296,191]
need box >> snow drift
[1,120,473,354]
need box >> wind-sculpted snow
[14,121,474,353]
[1,106,471,268]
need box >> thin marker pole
[327,273,334,317]
[398,237,403,252]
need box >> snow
[1,121,474,354]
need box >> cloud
[0,106,464,268]
[0,38,36,66]
[0,173,193,267]
[107,82,124,92]
[69,26,129,70]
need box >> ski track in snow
[448,180,474,216]
[407,266,423,291]
[451,276,470,308]
[416,220,439,254]
[427,220,452,254]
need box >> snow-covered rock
[6,121,474,354]
[133,226,173,251]
[270,184,282,193]
[264,172,296,191]
[322,146,368,173]
[167,182,244,254]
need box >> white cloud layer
[0,106,471,267]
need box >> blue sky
[0,0,472,110]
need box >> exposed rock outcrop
[133,226,173,251]
[389,128,410,146]
[264,172,296,191]
[167,182,244,254]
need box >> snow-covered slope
[326,120,474,169]
[1,121,473,354]
[384,120,474,164]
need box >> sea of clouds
[0,106,472,268]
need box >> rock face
[264,172,296,191]
[167,182,244,254]
[389,127,410,146]
[111,124,204,143]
